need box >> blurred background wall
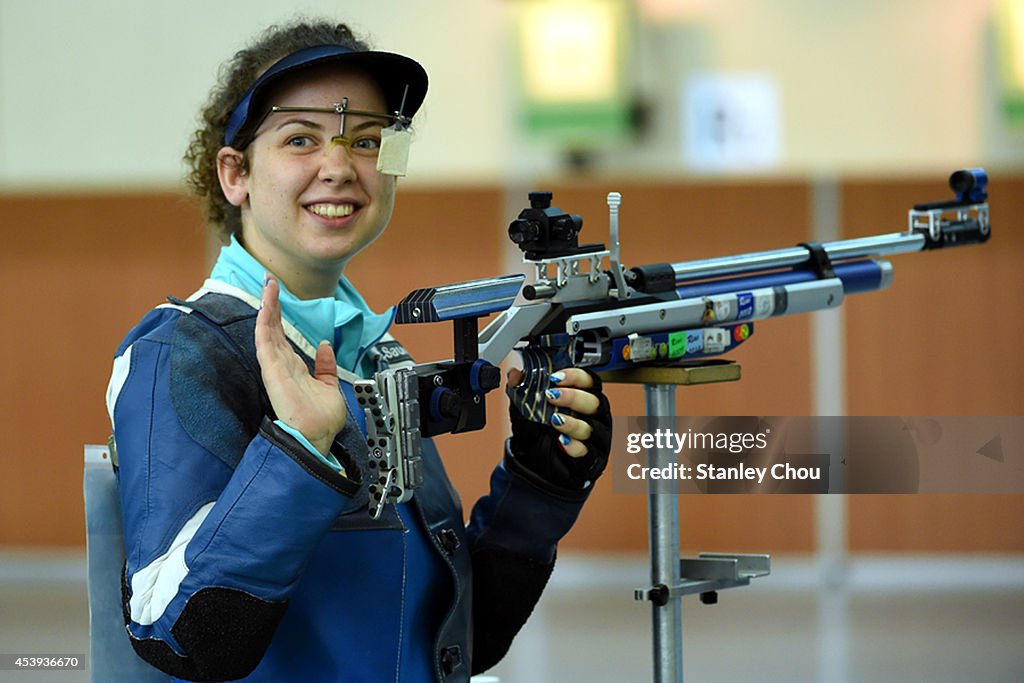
[3,0,1023,187]
[1,0,1022,560]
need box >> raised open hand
[255,274,347,456]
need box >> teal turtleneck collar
[209,235,394,378]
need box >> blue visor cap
[224,44,428,148]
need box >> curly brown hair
[183,20,370,242]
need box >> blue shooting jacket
[108,283,590,682]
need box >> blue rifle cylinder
[674,259,892,299]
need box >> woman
[107,19,611,683]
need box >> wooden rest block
[599,360,741,386]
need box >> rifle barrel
[670,232,924,284]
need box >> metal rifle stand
[601,360,771,683]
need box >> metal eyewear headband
[250,98,415,175]
[223,44,428,154]
[254,97,413,143]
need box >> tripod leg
[646,383,683,683]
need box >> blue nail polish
[559,434,571,446]
[551,413,565,426]
[545,388,561,401]
[549,372,566,385]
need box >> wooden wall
[0,193,212,547]
[1,177,1020,554]
[842,176,1024,552]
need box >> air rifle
[354,169,991,517]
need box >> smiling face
[217,65,396,299]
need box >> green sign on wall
[996,0,1024,125]
[514,0,633,146]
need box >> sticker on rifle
[668,332,686,358]
[702,299,716,323]
[629,335,655,362]
[714,298,733,321]
[754,292,775,318]
[737,292,754,320]
[703,328,729,353]
[685,330,704,355]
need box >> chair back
[84,444,170,682]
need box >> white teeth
[308,203,355,218]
